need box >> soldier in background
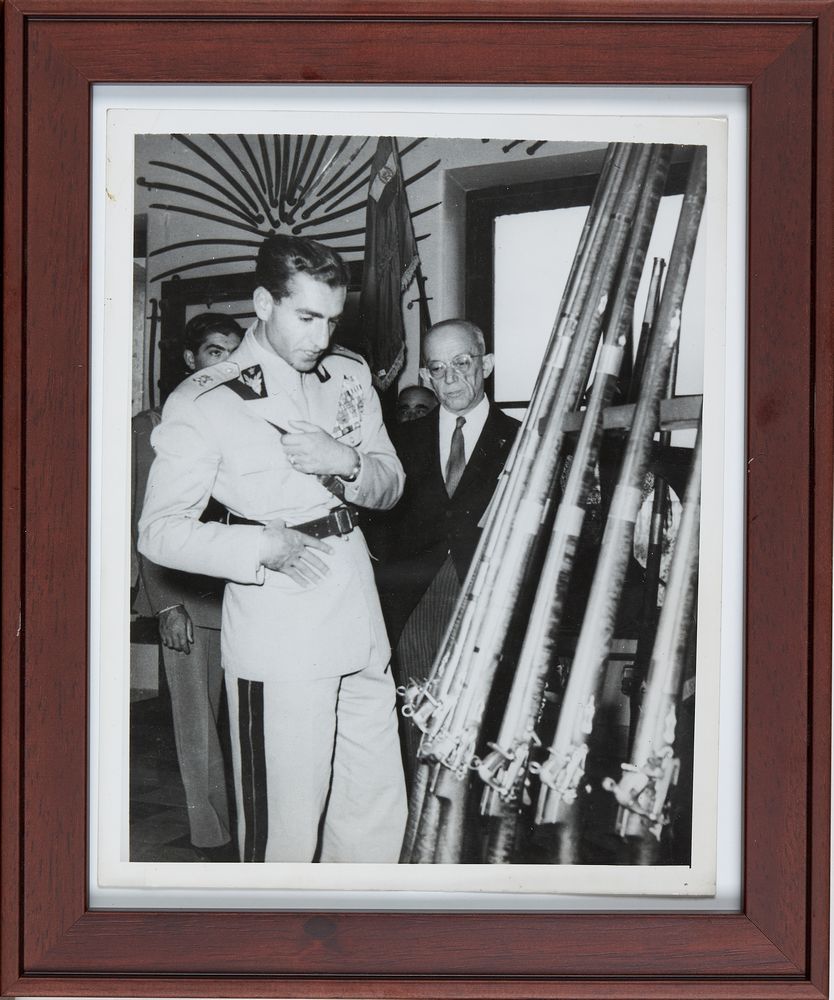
[395,384,437,423]
[132,312,242,862]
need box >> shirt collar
[438,393,490,435]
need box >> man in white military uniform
[139,235,407,863]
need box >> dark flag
[358,137,420,392]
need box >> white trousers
[225,660,407,862]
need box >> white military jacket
[138,325,404,682]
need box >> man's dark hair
[183,313,244,354]
[255,234,351,301]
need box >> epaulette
[313,344,367,383]
[330,344,366,365]
[174,361,241,401]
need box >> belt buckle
[332,506,353,536]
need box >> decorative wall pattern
[137,134,439,283]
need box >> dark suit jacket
[367,404,520,645]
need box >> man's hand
[282,420,358,477]
[158,605,194,654]
[258,518,333,587]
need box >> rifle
[400,144,630,753]
[412,145,648,783]
[400,143,635,856]
[535,147,708,862]
[478,146,673,836]
[404,146,677,863]
[603,424,702,863]
[624,323,678,758]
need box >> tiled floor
[129,673,237,863]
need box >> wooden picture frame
[2,2,832,996]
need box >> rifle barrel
[603,425,702,850]
[627,334,680,756]
[535,147,708,858]
[478,145,672,808]
[428,145,650,774]
[401,145,633,745]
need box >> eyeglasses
[422,353,482,380]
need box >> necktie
[445,416,466,497]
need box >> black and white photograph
[95,102,731,897]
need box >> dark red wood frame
[2,2,832,997]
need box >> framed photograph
[2,2,832,997]
[99,107,729,902]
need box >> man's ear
[183,349,196,372]
[482,352,495,379]
[253,285,274,322]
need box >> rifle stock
[484,807,520,865]
[433,768,468,863]
[407,765,443,864]
[400,759,431,862]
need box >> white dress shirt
[438,394,490,475]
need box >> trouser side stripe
[238,679,268,862]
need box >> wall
[133,133,609,397]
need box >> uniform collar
[238,322,306,392]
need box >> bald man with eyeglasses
[367,319,520,784]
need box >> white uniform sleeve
[341,366,404,511]
[137,394,265,585]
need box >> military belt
[227,505,360,540]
